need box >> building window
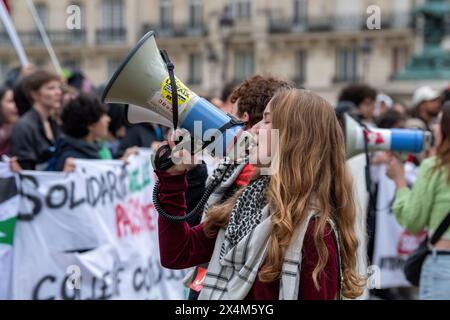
[334,0,362,31]
[35,3,49,28]
[335,48,358,82]
[107,58,122,78]
[293,0,307,26]
[230,0,252,19]
[392,47,409,76]
[159,0,173,29]
[0,60,10,84]
[189,0,203,28]
[294,50,307,85]
[234,51,254,81]
[188,53,203,85]
[0,31,9,48]
[99,0,125,43]
[101,0,124,29]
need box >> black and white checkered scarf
[220,176,270,259]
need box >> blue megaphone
[344,113,432,158]
[102,31,251,163]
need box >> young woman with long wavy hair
[156,88,365,300]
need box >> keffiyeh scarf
[220,176,270,259]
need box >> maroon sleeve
[156,171,217,269]
[299,220,339,300]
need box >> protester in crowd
[104,103,127,158]
[441,86,450,105]
[374,93,393,118]
[393,101,409,120]
[0,86,18,156]
[155,88,365,300]
[66,69,94,94]
[387,102,450,300]
[4,65,37,117]
[230,75,292,130]
[117,123,164,158]
[216,80,241,114]
[3,64,35,89]
[376,109,405,130]
[48,84,79,128]
[370,109,411,300]
[10,70,62,170]
[54,94,109,171]
[54,94,137,172]
[13,77,33,116]
[410,86,442,132]
[338,84,377,268]
[338,84,378,128]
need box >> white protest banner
[372,165,426,288]
[8,149,187,300]
[0,161,20,299]
[347,154,369,299]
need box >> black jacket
[53,135,101,171]
[117,124,162,157]
[11,108,61,170]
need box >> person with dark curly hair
[338,84,378,128]
[53,94,112,171]
[230,75,294,129]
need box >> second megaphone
[102,31,251,164]
[343,113,432,158]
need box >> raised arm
[392,159,435,234]
[156,170,217,269]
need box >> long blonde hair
[204,89,365,299]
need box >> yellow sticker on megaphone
[162,77,192,106]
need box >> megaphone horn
[102,31,251,168]
[344,113,432,158]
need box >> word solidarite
[17,164,151,219]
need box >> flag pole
[0,0,29,66]
[25,0,62,75]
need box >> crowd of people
[1,64,449,300]
[0,66,165,171]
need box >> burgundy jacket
[156,171,339,300]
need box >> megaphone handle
[153,144,175,171]
[160,49,179,130]
[361,124,376,213]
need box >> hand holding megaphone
[102,31,253,171]
[153,129,200,174]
